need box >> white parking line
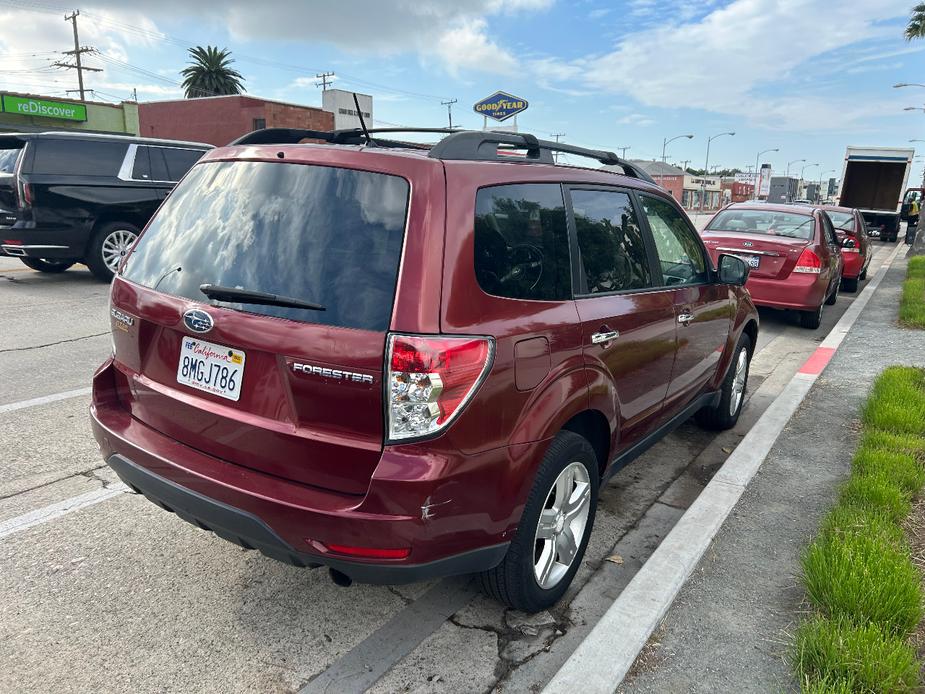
[0,483,128,541]
[0,386,92,414]
[543,242,904,693]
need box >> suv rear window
[31,139,126,176]
[122,161,409,332]
[0,147,21,174]
[706,208,815,240]
[474,183,571,301]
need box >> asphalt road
[0,242,896,694]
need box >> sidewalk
[620,251,922,692]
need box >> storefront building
[137,95,335,147]
[0,92,139,135]
[681,175,722,211]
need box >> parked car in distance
[0,131,212,280]
[701,202,844,329]
[821,205,870,293]
[90,127,758,613]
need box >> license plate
[176,337,245,401]
[737,254,760,268]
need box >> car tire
[477,431,599,613]
[695,332,752,431]
[841,277,858,293]
[825,284,838,305]
[19,257,75,273]
[800,303,823,329]
[85,222,139,282]
[859,268,867,281]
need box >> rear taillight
[387,334,494,441]
[793,248,822,274]
[18,181,32,209]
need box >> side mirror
[717,254,749,286]
[841,237,857,249]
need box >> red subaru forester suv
[90,128,758,612]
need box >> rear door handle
[677,313,694,325]
[591,330,620,344]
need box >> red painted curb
[798,346,836,375]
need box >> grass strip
[793,366,925,691]
[899,256,925,329]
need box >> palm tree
[181,46,245,98]
[906,3,925,40]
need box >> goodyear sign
[473,91,528,122]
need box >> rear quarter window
[31,139,126,176]
[474,183,571,301]
[0,147,22,174]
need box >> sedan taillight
[387,334,493,441]
[793,248,822,274]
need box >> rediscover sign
[1,94,87,122]
[473,91,529,122]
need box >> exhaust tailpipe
[329,568,353,587]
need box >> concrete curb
[543,243,904,693]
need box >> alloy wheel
[100,229,138,273]
[533,461,591,590]
[729,347,748,416]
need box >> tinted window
[640,195,708,286]
[123,161,409,332]
[474,184,571,301]
[162,148,204,181]
[571,189,651,294]
[827,210,854,231]
[706,208,815,240]
[131,146,152,179]
[31,139,126,176]
[149,147,169,181]
[0,147,21,174]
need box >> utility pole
[552,133,565,163]
[315,72,334,90]
[132,88,138,102]
[617,146,630,159]
[53,11,101,101]
[441,99,457,129]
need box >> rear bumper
[0,221,89,259]
[106,452,508,583]
[90,360,518,584]
[745,272,829,311]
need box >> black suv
[0,131,211,280]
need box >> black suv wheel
[19,258,75,273]
[86,222,139,281]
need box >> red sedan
[701,203,844,329]
[821,205,870,293]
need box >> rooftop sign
[473,91,528,122]
[1,94,87,122]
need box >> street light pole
[753,147,779,200]
[699,131,734,215]
[800,162,820,201]
[661,134,693,163]
[785,159,805,202]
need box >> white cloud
[617,113,656,127]
[431,18,519,76]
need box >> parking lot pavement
[0,243,896,693]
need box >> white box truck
[837,146,914,242]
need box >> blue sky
[2,0,925,183]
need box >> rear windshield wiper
[199,283,326,311]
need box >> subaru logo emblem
[183,308,214,334]
[743,241,753,247]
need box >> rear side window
[161,148,203,181]
[826,210,854,231]
[0,147,21,174]
[474,183,571,301]
[570,188,651,294]
[131,146,152,179]
[31,139,126,176]
[122,161,409,331]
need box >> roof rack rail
[426,131,656,183]
[228,127,655,183]
[229,127,456,148]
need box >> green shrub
[819,505,904,546]
[858,429,925,460]
[794,615,920,693]
[802,530,922,636]
[900,258,925,329]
